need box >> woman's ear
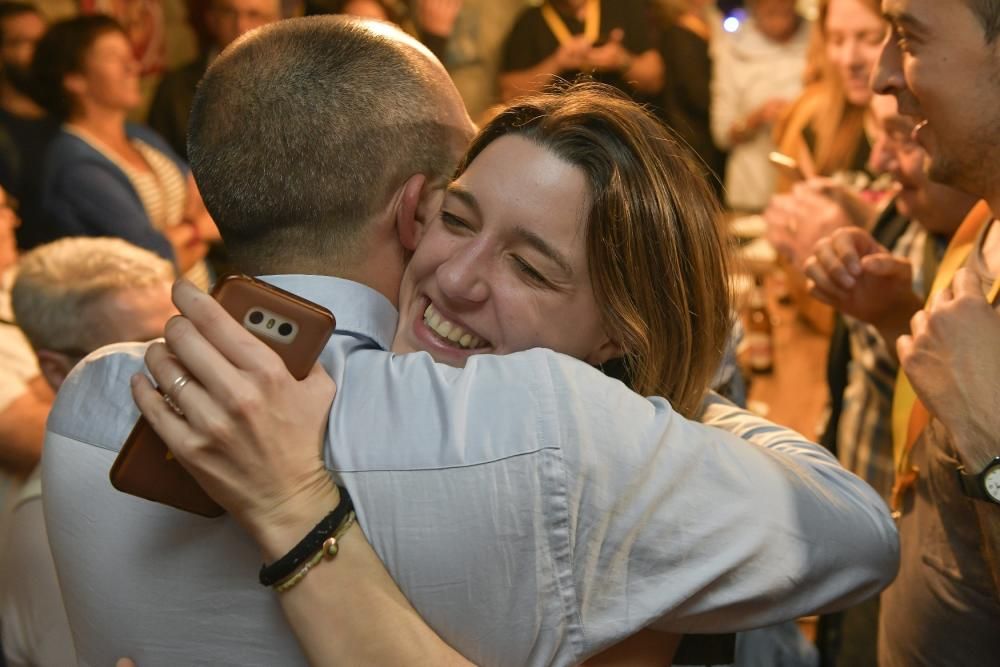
[585,336,623,366]
[62,72,86,99]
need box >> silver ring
[170,373,192,400]
[163,373,192,415]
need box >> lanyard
[889,200,996,515]
[541,0,601,46]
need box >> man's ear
[396,173,428,252]
[35,349,76,393]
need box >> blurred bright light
[723,16,740,32]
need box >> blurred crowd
[0,1,998,666]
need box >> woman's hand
[131,279,339,558]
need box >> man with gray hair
[1,237,175,667]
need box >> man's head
[188,16,474,298]
[875,0,1000,200]
[205,0,282,51]
[868,93,979,235]
[11,237,176,391]
[750,0,800,43]
[0,2,45,96]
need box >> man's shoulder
[331,345,677,471]
[46,342,151,453]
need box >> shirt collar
[258,275,398,351]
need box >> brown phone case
[109,274,336,517]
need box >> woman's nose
[437,241,491,305]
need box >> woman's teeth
[423,303,484,349]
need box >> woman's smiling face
[392,134,619,367]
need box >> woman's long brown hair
[458,84,733,418]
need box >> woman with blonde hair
[773,0,886,188]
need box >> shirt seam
[537,354,588,662]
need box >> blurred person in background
[1,237,176,667]
[765,0,886,333]
[305,0,403,21]
[710,0,810,212]
[773,0,885,189]
[798,93,976,667]
[653,0,727,198]
[0,2,55,249]
[31,14,217,290]
[498,0,663,103]
[0,185,47,598]
[148,0,282,161]
[306,0,463,62]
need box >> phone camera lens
[278,323,293,336]
[249,311,264,325]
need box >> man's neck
[0,82,44,119]
[253,254,402,310]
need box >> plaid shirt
[836,221,930,499]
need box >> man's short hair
[963,0,1000,42]
[11,237,174,354]
[0,2,39,39]
[188,16,465,272]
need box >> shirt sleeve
[553,370,898,636]
[331,346,898,638]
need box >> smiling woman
[394,83,733,418]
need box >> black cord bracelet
[258,486,355,587]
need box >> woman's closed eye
[441,210,473,232]
[513,255,550,286]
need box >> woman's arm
[132,285,472,666]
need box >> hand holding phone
[110,275,336,517]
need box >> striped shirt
[63,126,209,290]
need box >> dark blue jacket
[39,123,187,262]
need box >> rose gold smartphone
[110,274,336,517]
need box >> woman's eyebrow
[445,183,481,218]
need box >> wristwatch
[957,456,1000,505]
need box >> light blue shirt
[42,275,898,667]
